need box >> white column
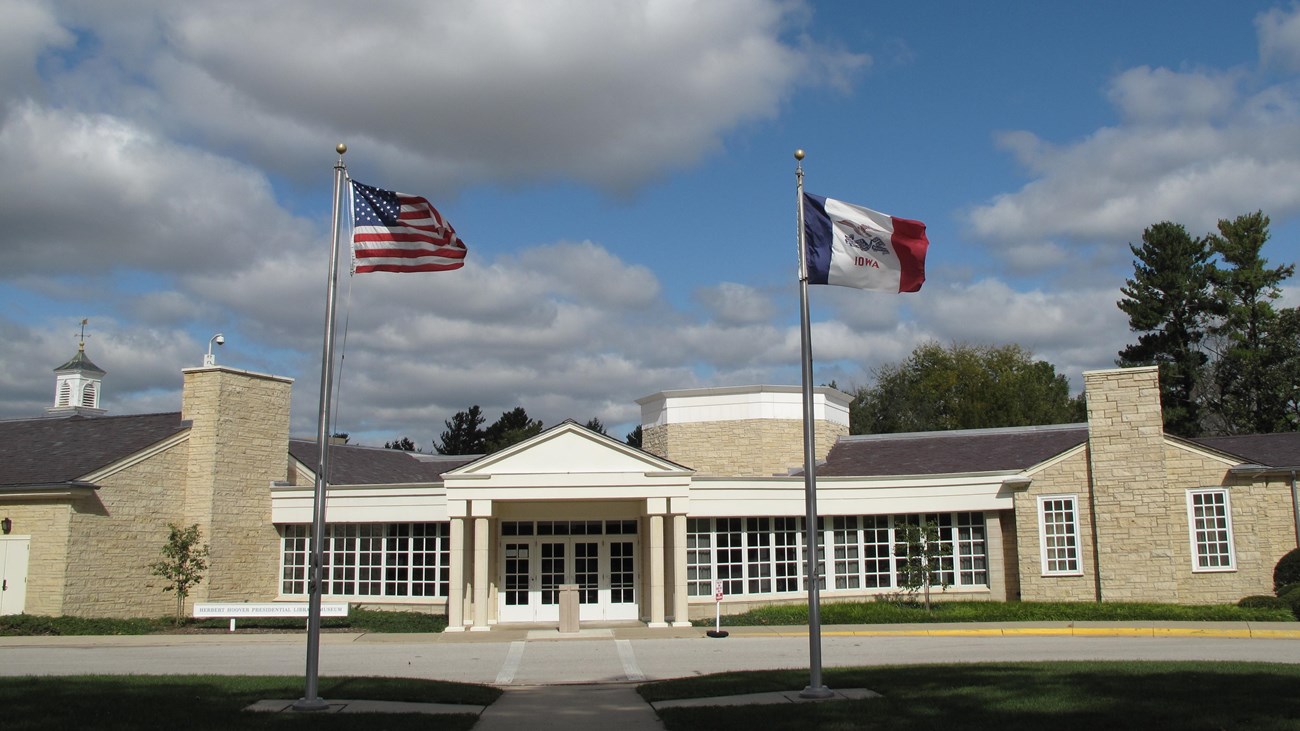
[471,516,491,631]
[671,513,690,626]
[648,513,666,627]
[444,517,465,631]
[983,510,1006,601]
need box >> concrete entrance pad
[245,698,487,715]
[651,687,880,709]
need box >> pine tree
[1206,211,1297,434]
[484,407,543,452]
[437,405,486,454]
[1116,221,1214,436]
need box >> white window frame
[1037,494,1083,576]
[1186,488,1236,572]
[685,512,989,598]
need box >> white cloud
[967,61,1300,271]
[36,0,867,192]
[0,102,320,278]
[1106,66,1241,125]
[1258,4,1300,72]
[694,282,778,325]
[0,0,72,102]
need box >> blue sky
[3,0,1300,449]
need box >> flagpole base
[799,685,834,700]
[292,697,331,712]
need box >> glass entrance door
[497,521,639,623]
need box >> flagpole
[293,143,348,712]
[794,149,833,699]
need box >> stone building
[0,350,1297,625]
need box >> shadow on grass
[647,662,1300,731]
[0,675,497,731]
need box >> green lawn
[695,599,1295,626]
[0,608,448,636]
[642,661,1300,731]
[0,675,498,731]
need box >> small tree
[150,523,210,624]
[893,519,951,611]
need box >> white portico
[441,421,693,631]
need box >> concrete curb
[3,621,1300,648]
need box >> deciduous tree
[850,341,1084,434]
[150,523,209,625]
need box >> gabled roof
[1187,432,1300,469]
[818,423,1090,477]
[288,440,478,485]
[0,412,189,488]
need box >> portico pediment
[443,421,692,500]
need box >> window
[955,512,988,585]
[280,522,450,598]
[57,381,71,407]
[684,512,989,598]
[1038,495,1082,575]
[1187,489,1235,572]
[81,382,97,408]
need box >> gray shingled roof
[288,440,478,485]
[0,412,189,488]
[1188,432,1300,469]
[818,424,1090,477]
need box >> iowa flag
[802,193,927,292]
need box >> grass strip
[0,608,447,636]
[642,661,1300,731]
[693,599,1294,626]
[0,675,499,731]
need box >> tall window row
[281,523,450,598]
[686,512,987,598]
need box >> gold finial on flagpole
[336,143,347,155]
[794,149,805,160]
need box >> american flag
[350,180,468,273]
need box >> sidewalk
[4,620,1300,648]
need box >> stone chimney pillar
[181,366,293,603]
[1083,366,1177,601]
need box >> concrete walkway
[475,684,664,731]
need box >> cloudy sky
[3,0,1300,449]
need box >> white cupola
[47,321,106,416]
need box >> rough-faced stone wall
[1012,448,1097,602]
[1164,444,1295,603]
[2,502,71,616]
[643,419,846,476]
[181,368,291,604]
[63,441,189,617]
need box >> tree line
[387,407,642,455]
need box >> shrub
[1239,595,1288,610]
[1276,582,1300,598]
[1274,548,1300,593]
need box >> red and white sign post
[707,580,728,638]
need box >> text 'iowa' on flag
[802,192,927,292]
[350,180,468,273]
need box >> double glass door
[498,520,637,623]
